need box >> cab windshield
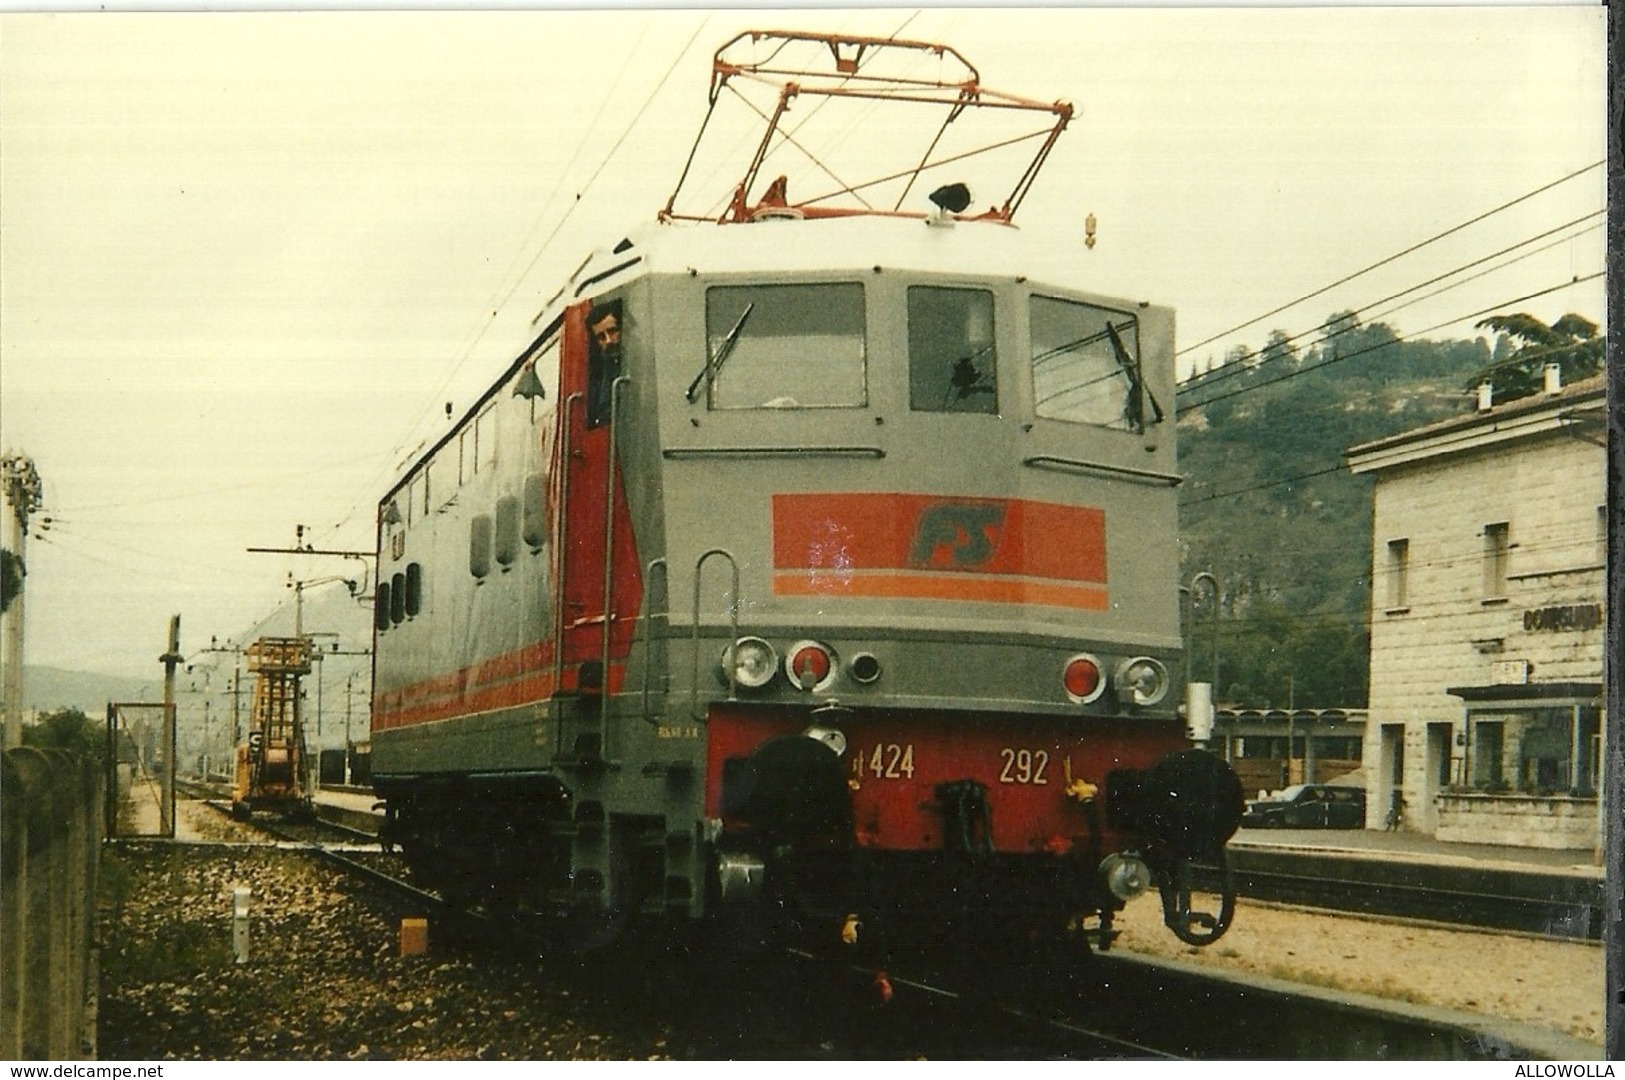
[699,282,867,409]
[1030,295,1159,431]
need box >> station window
[1029,296,1145,430]
[1483,522,1509,598]
[1385,538,1409,610]
[701,282,866,409]
[909,286,997,414]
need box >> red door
[551,298,643,698]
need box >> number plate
[998,747,1050,785]
[851,743,916,780]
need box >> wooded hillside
[1174,314,1496,708]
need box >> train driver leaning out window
[586,300,624,427]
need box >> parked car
[1240,784,1365,829]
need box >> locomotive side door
[550,296,643,757]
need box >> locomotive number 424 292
[848,744,1053,785]
[851,743,916,780]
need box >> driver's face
[590,315,621,355]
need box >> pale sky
[0,6,1608,679]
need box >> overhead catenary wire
[1048,207,1605,427]
[1175,159,1604,360]
[317,16,715,552]
[1176,270,1604,421]
[1178,210,1605,398]
[1180,336,1604,509]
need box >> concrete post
[232,888,251,964]
[159,616,181,838]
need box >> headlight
[1113,656,1169,707]
[723,637,778,689]
[1099,852,1153,900]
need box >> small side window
[374,580,391,632]
[470,514,493,579]
[522,472,546,551]
[494,496,520,567]
[404,562,423,617]
[390,572,406,625]
[425,455,443,512]
[476,403,497,471]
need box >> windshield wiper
[1105,320,1164,432]
[686,303,754,403]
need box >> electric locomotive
[370,30,1243,957]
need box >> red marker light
[786,640,835,691]
[1062,654,1105,704]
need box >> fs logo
[907,500,1006,570]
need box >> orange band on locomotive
[771,493,1107,607]
[772,570,1109,610]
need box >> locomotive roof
[559,213,1154,313]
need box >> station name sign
[1521,603,1602,633]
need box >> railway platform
[315,785,383,815]
[1221,825,1604,939]
[1232,825,1604,878]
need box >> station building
[1345,370,1606,849]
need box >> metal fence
[1,747,102,1060]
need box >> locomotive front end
[642,215,1246,952]
[367,30,1244,966]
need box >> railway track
[197,796,1181,1056]
[173,791,1571,1059]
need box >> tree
[23,707,104,759]
[1468,312,1603,405]
[1260,329,1299,370]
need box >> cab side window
[909,286,997,414]
[586,299,624,429]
